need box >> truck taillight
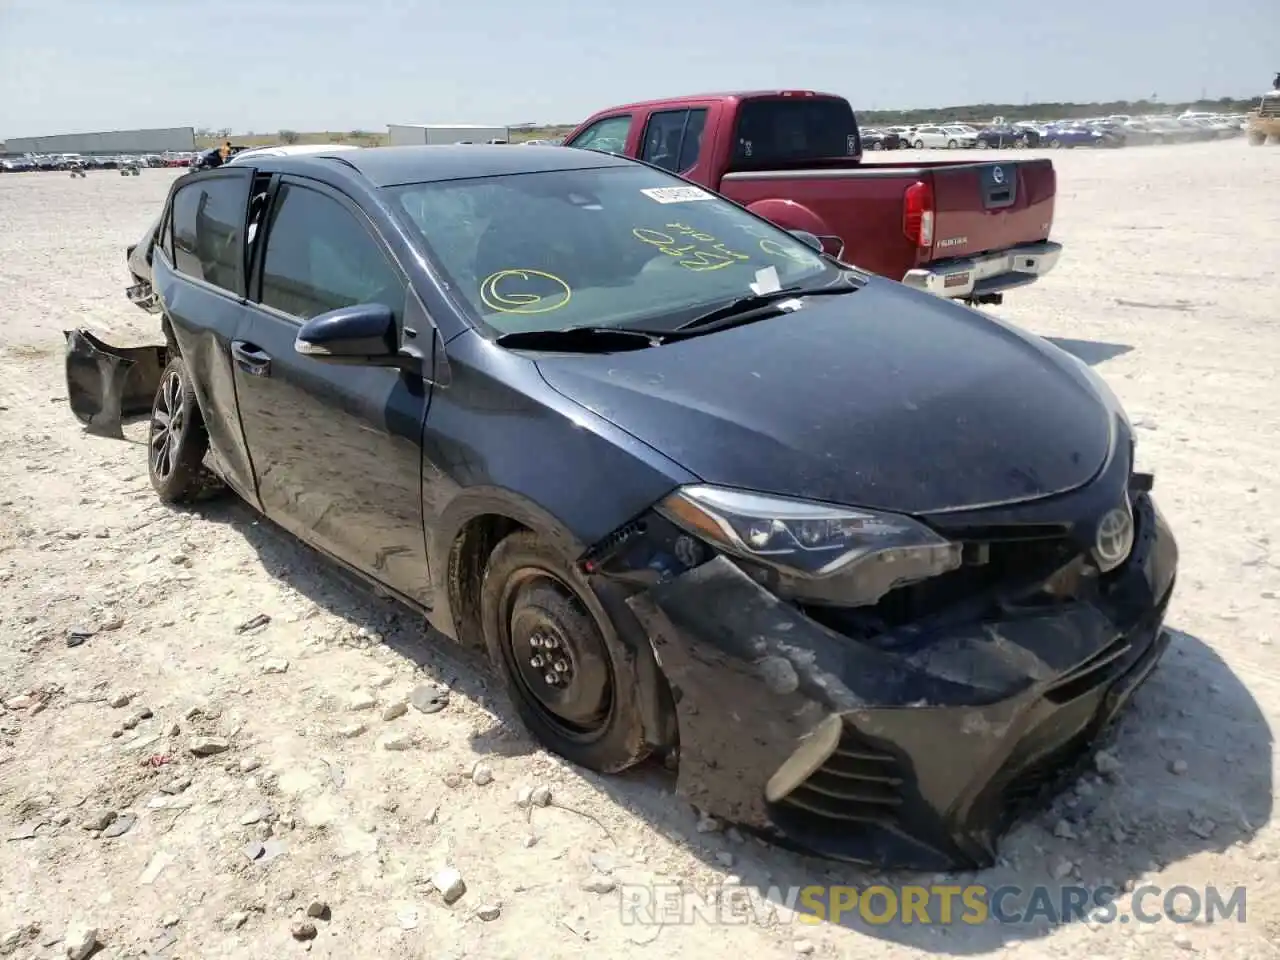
[903,180,934,248]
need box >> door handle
[231,340,271,377]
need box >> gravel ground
[0,141,1278,960]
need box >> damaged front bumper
[64,328,167,439]
[625,491,1177,871]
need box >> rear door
[926,159,1056,261]
[152,165,262,503]
[637,107,711,181]
[232,175,435,607]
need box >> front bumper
[625,491,1177,870]
[902,240,1063,300]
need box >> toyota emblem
[1094,505,1135,570]
[991,166,1004,185]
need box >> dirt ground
[1,142,1277,960]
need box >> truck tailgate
[927,158,1055,261]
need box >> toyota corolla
[64,144,1177,869]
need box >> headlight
[657,484,962,605]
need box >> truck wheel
[147,355,221,503]
[480,529,651,774]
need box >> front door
[232,176,435,607]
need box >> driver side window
[568,115,632,154]
[258,183,404,322]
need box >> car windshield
[386,164,838,336]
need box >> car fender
[427,484,682,753]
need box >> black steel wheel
[147,355,219,503]
[480,530,651,773]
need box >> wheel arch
[430,488,680,755]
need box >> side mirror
[788,229,824,253]
[294,303,401,366]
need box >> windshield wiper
[669,281,859,336]
[494,326,661,352]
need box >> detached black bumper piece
[64,329,166,439]
[626,492,1177,871]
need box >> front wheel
[1049,138,1063,149]
[947,139,958,149]
[1248,132,1266,146]
[913,140,925,150]
[976,139,989,149]
[147,355,221,503]
[480,530,651,773]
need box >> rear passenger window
[639,109,708,173]
[258,183,403,321]
[170,172,252,295]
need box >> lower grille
[778,725,905,826]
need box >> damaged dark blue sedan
[65,144,1177,870]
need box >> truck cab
[563,90,1063,305]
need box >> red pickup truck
[562,90,1062,304]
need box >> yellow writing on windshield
[633,224,751,272]
[758,237,817,265]
[479,269,572,314]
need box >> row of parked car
[861,111,1252,150]
[0,151,194,173]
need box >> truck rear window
[732,98,860,166]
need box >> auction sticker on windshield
[640,186,714,204]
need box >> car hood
[533,278,1115,515]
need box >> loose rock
[62,923,98,960]
[348,689,377,711]
[189,736,230,756]
[337,722,367,739]
[409,684,449,714]
[530,785,552,807]
[107,691,133,709]
[433,867,467,904]
[1169,758,1188,775]
[475,903,502,921]
[160,776,192,795]
[1094,749,1122,778]
[581,874,617,894]
[222,912,249,932]
[101,813,136,839]
[290,919,317,941]
[80,810,117,832]
[381,700,408,721]
[261,660,289,675]
[471,762,493,786]
[380,733,412,751]
[305,901,331,921]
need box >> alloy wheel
[149,369,185,481]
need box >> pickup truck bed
[562,90,1063,303]
[719,157,1059,300]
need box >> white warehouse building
[387,123,510,146]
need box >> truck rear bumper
[902,240,1063,299]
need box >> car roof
[262,143,632,187]
[229,143,360,163]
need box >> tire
[976,140,989,149]
[870,140,882,150]
[1248,132,1266,146]
[947,139,958,149]
[147,355,219,503]
[480,529,651,774]
[913,140,924,150]
[1049,138,1063,149]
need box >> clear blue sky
[1,0,1274,137]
